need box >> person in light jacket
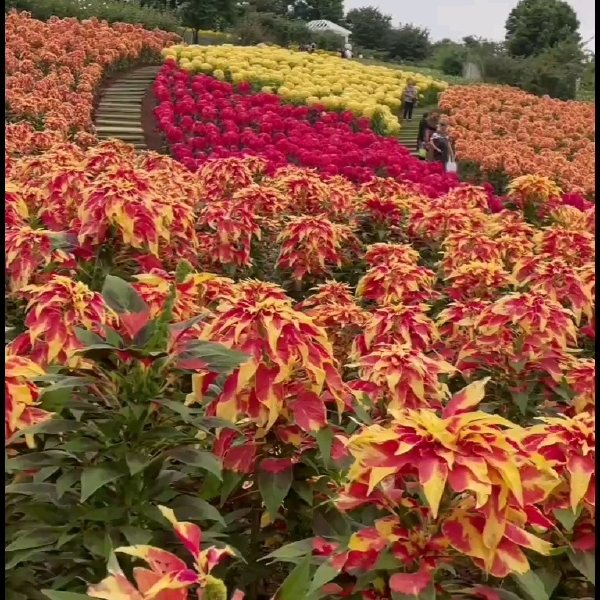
[401,78,418,120]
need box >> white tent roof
[306,20,352,36]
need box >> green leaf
[373,551,402,571]
[511,391,529,415]
[34,466,61,482]
[6,451,67,472]
[274,555,312,600]
[308,563,340,596]
[293,481,313,506]
[567,549,595,584]
[42,591,94,600]
[126,452,151,476]
[119,526,153,546]
[152,399,193,423]
[553,507,581,531]
[39,377,88,411]
[80,465,125,502]
[181,341,248,373]
[263,538,316,563]
[512,570,550,600]
[168,448,222,480]
[101,275,148,315]
[312,507,350,538]
[75,343,118,360]
[533,568,561,598]
[73,327,105,347]
[313,427,334,469]
[11,419,85,440]
[257,465,294,519]
[6,545,56,569]
[6,530,59,552]
[352,402,373,425]
[219,471,242,505]
[101,324,123,348]
[170,314,207,338]
[56,471,80,499]
[169,495,226,526]
[5,483,57,498]
[83,529,113,558]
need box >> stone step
[97,135,146,143]
[95,119,142,128]
[98,96,142,105]
[96,125,144,134]
[96,109,142,118]
[97,102,142,110]
[103,91,144,97]
[110,81,152,87]
[120,73,159,80]
[121,70,161,78]
[108,85,150,92]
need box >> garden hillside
[4,9,596,600]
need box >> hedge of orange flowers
[439,85,595,198]
[5,140,595,599]
[5,10,179,156]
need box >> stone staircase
[396,107,428,157]
[94,65,162,150]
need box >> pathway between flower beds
[397,108,425,157]
[94,66,162,150]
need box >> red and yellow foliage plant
[5,140,595,598]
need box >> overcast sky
[344,0,595,52]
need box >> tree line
[143,0,594,100]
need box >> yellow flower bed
[161,45,448,134]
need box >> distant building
[306,20,352,45]
[463,62,482,81]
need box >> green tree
[520,38,587,100]
[432,42,468,76]
[289,0,345,23]
[386,24,432,63]
[178,0,236,40]
[345,6,392,51]
[247,0,289,16]
[505,0,581,58]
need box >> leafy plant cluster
[5,0,182,31]
[5,139,596,600]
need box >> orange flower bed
[439,85,595,197]
[5,10,179,156]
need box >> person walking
[428,122,456,171]
[416,112,429,158]
[401,78,418,120]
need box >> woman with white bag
[428,122,457,173]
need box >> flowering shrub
[5,141,595,599]
[153,61,460,195]
[439,85,595,197]
[5,10,180,156]
[160,45,449,134]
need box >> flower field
[4,10,597,600]
[439,85,596,197]
[161,44,448,134]
[153,60,458,191]
[5,10,180,156]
